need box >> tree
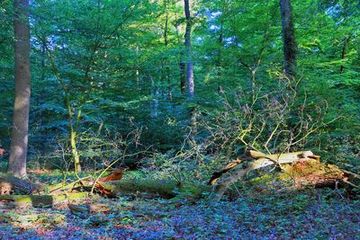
[279,0,296,79]
[8,0,31,177]
[184,0,194,97]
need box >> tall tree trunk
[40,37,46,82]
[163,0,172,100]
[174,11,186,94]
[179,55,186,94]
[184,0,194,98]
[66,98,81,173]
[136,45,140,90]
[9,0,31,178]
[279,0,296,79]
[340,36,351,73]
[47,48,82,173]
[150,77,159,118]
[163,0,169,47]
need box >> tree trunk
[175,11,186,94]
[9,0,31,178]
[184,0,194,98]
[65,94,81,173]
[279,0,296,79]
[150,77,159,118]
[340,36,351,73]
[179,57,186,94]
[163,0,172,100]
[70,127,81,172]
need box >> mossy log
[104,178,179,198]
[47,176,179,198]
[99,178,210,199]
[0,192,89,208]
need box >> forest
[0,0,359,239]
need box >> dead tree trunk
[209,150,357,201]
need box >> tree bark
[175,12,186,94]
[0,176,40,194]
[184,0,194,98]
[279,0,296,79]
[340,36,351,73]
[179,57,186,94]
[163,0,172,100]
[9,0,31,178]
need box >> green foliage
[0,0,358,174]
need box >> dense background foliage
[0,0,359,173]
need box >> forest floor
[0,170,359,239]
[0,190,359,239]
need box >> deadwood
[210,150,357,201]
[0,176,42,195]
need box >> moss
[249,173,274,185]
[0,192,88,208]
[280,160,344,178]
[108,172,210,199]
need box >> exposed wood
[248,150,319,163]
[98,169,124,182]
[341,169,360,180]
[210,150,317,187]
[281,160,346,188]
[0,148,5,156]
[208,159,242,185]
[210,150,356,201]
[213,168,249,201]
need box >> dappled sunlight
[0,0,359,238]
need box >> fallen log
[0,175,42,195]
[210,150,356,201]
[248,150,320,167]
[99,177,211,200]
[248,150,320,162]
[208,159,242,185]
[0,192,89,208]
[208,150,320,187]
[106,178,179,198]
